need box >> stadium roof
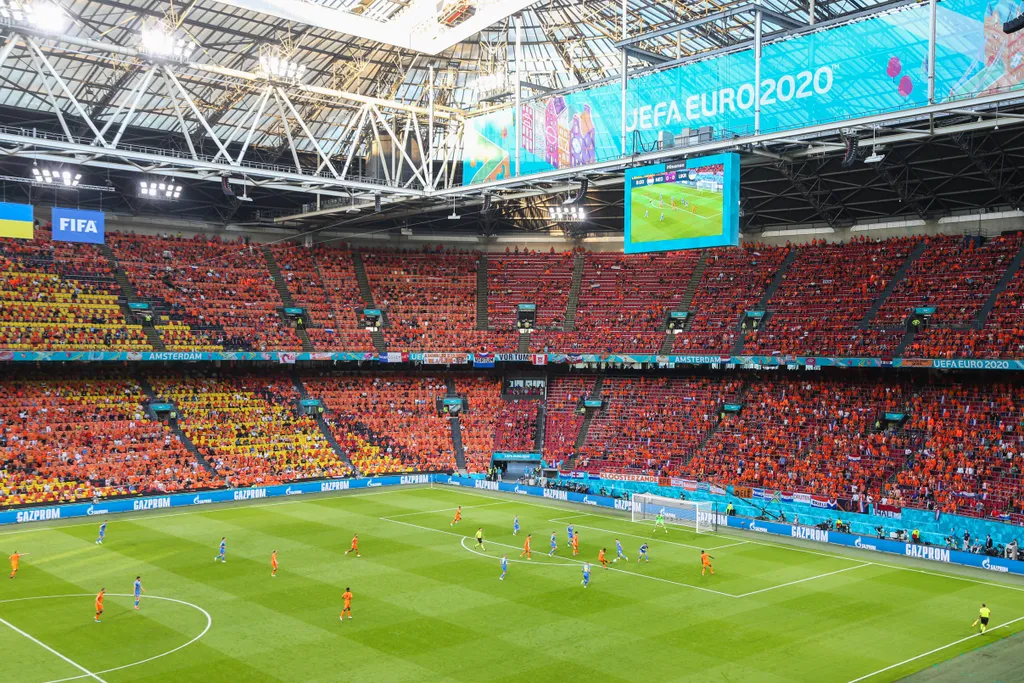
[0,0,1022,237]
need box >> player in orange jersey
[94,588,105,623]
[345,534,360,558]
[520,534,532,559]
[450,506,462,526]
[701,550,715,576]
[271,550,279,577]
[599,548,608,569]
[571,532,580,556]
[340,587,353,621]
[9,551,28,579]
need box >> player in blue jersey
[548,532,558,557]
[499,554,508,581]
[581,562,591,588]
[638,543,649,563]
[614,538,628,562]
[513,515,520,536]
[133,576,145,610]
[567,523,575,546]
[214,537,227,562]
[96,521,107,545]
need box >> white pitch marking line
[381,515,740,598]
[0,593,213,683]
[845,613,1024,683]
[0,615,108,682]
[733,563,873,598]
[547,518,746,553]
[385,501,508,518]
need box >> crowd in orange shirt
[1,374,218,507]
[150,373,352,487]
[110,233,301,352]
[303,373,456,474]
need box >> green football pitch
[631,183,724,243]
[4,485,1024,683]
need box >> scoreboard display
[624,152,740,254]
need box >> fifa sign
[52,207,105,244]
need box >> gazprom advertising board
[463,0,1021,184]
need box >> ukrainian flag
[0,202,33,239]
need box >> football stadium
[5,0,1024,680]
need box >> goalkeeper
[653,511,668,534]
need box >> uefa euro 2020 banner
[463,0,1021,185]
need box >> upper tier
[2,231,1023,359]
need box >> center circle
[0,593,211,683]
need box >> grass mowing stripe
[0,487,426,539]
[844,613,1024,683]
[733,563,873,598]
[0,615,108,683]
[383,502,509,518]
[381,515,741,598]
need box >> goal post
[630,493,716,533]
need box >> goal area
[631,493,716,533]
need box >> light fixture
[864,151,885,164]
[138,26,196,60]
[0,0,66,32]
[139,180,182,200]
[31,165,80,187]
[548,202,586,222]
[258,54,307,81]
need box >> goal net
[631,493,715,533]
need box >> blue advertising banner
[463,0,1024,183]
[491,452,543,462]
[51,207,105,244]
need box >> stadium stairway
[562,252,586,332]
[136,374,220,479]
[98,243,166,351]
[351,252,387,353]
[476,252,490,331]
[535,401,546,452]
[517,334,530,353]
[659,250,708,354]
[446,378,467,473]
[573,375,605,451]
[292,372,357,472]
[731,247,798,354]
[894,325,919,357]
[262,245,314,352]
[859,241,928,330]
[974,240,1024,329]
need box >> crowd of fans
[543,375,592,462]
[151,373,351,487]
[362,248,514,352]
[672,245,790,354]
[2,232,1024,358]
[533,251,699,354]
[487,251,575,330]
[302,373,456,474]
[271,244,375,352]
[0,229,150,351]
[110,233,301,351]
[577,376,742,475]
[0,374,218,507]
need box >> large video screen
[624,152,739,254]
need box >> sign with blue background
[463,0,1023,183]
[52,207,104,244]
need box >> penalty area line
[732,563,873,598]
[0,615,108,683]
[845,612,1024,683]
